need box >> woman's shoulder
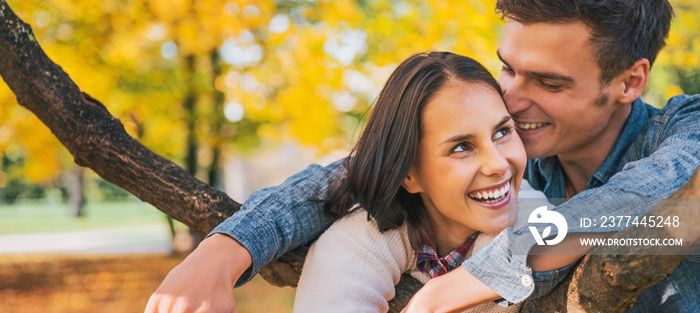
[295,208,416,312]
[318,208,415,267]
[327,208,409,240]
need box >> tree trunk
[208,48,225,189]
[65,166,85,217]
[182,53,204,251]
[183,54,198,178]
[0,2,697,312]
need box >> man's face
[498,20,622,159]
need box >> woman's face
[403,80,526,243]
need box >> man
[146,0,700,312]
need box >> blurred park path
[0,224,171,255]
[0,253,295,313]
[0,224,296,312]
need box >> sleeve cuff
[207,208,280,287]
[529,260,579,300]
[461,227,537,304]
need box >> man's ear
[616,58,650,104]
[402,167,423,194]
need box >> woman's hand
[144,234,252,313]
[401,266,500,313]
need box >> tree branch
[0,2,422,310]
[523,167,700,312]
[0,0,239,236]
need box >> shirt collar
[416,233,479,278]
[526,97,653,197]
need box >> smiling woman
[292,51,545,313]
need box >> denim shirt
[210,95,700,303]
[460,95,700,304]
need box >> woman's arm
[401,266,501,313]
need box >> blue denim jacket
[211,95,700,307]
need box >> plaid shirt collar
[416,232,479,278]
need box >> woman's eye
[451,142,472,154]
[493,127,513,140]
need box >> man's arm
[145,160,345,313]
[461,95,700,304]
[145,234,250,313]
[209,159,345,286]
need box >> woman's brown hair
[324,51,502,250]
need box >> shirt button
[521,274,534,287]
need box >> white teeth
[468,181,511,201]
[516,122,546,130]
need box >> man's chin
[523,144,556,160]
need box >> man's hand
[401,266,500,313]
[145,234,253,313]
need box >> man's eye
[501,65,514,74]
[540,81,563,91]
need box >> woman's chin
[482,216,510,235]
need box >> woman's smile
[467,179,512,209]
[403,80,526,239]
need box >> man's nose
[502,76,531,115]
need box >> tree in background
[1,0,506,206]
[1,0,699,311]
[2,0,697,204]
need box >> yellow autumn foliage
[1,0,698,186]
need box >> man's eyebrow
[440,116,512,146]
[496,50,575,83]
[496,50,510,68]
[529,71,575,83]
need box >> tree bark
[0,1,697,312]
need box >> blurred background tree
[1,0,698,210]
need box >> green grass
[0,200,187,235]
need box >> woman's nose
[480,144,509,177]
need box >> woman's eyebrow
[439,116,511,146]
[494,115,512,131]
[440,133,474,146]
